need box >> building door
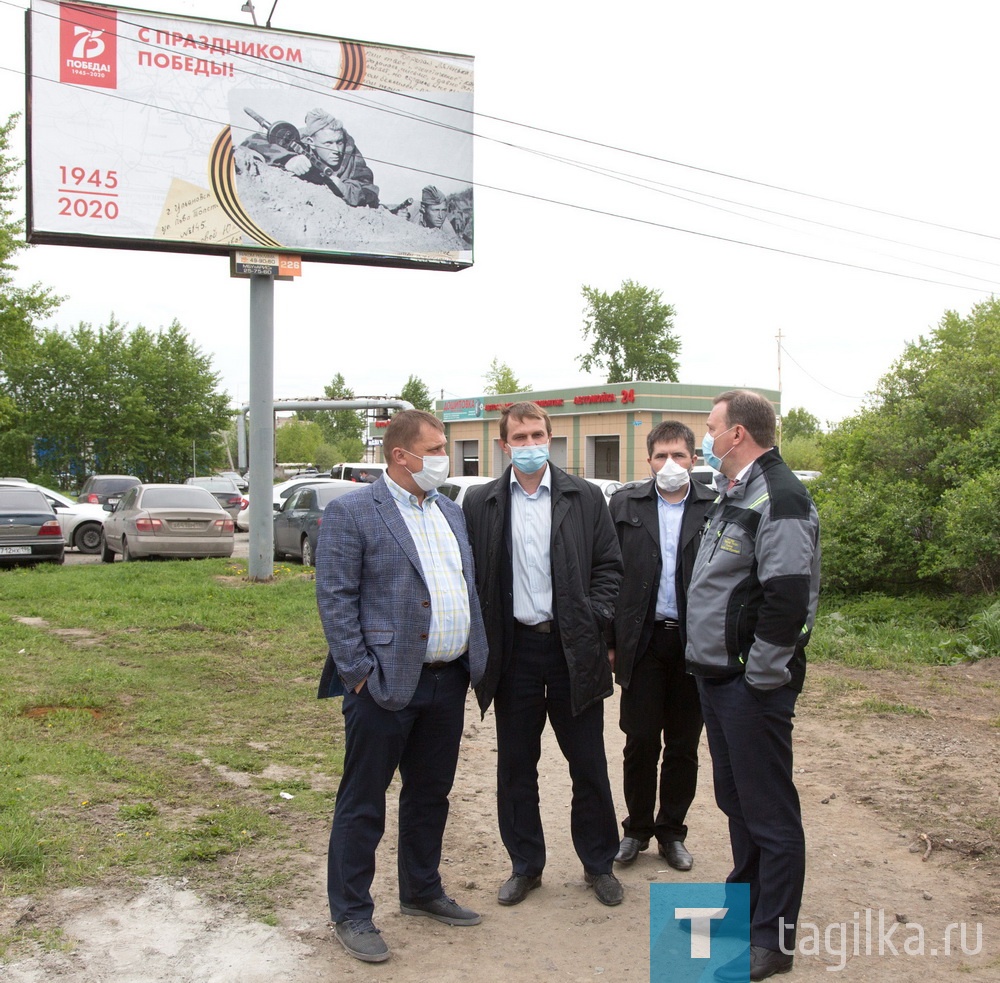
[592,436,620,480]
[454,439,479,476]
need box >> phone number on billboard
[57,167,120,220]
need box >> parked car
[273,480,358,565]
[77,474,141,507]
[438,476,493,506]
[586,478,624,502]
[691,465,722,486]
[0,480,107,553]
[0,487,65,565]
[184,476,244,520]
[234,495,250,531]
[793,470,822,483]
[271,475,341,508]
[218,470,248,493]
[101,484,235,561]
[327,462,387,483]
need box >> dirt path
[4,660,999,982]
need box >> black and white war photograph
[229,87,474,261]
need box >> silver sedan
[101,484,235,561]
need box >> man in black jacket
[463,402,624,908]
[607,421,716,873]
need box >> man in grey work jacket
[685,389,820,983]
[607,420,716,872]
[463,401,625,909]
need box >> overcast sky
[3,0,999,427]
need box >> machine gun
[243,107,343,192]
[382,197,414,216]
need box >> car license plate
[0,546,31,555]
[172,521,202,530]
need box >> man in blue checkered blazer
[316,410,488,963]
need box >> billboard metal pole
[247,274,275,581]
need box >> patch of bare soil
[3,661,999,982]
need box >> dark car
[0,487,66,565]
[77,474,141,507]
[272,481,358,565]
[184,476,245,520]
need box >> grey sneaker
[584,871,624,906]
[400,894,482,926]
[333,919,390,962]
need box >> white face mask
[654,457,690,493]
[401,449,450,492]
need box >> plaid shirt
[385,475,471,662]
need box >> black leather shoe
[584,871,624,906]
[497,874,541,906]
[714,945,793,982]
[614,836,649,865]
[750,945,794,980]
[399,895,481,925]
[659,840,694,871]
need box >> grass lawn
[1,560,995,949]
[1,558,341,937]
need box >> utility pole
[776,329,783,451]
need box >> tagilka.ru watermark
[651,883,750,983]
[782,909,984,972]
[651,886,985,981]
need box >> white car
[327,462,387,483]
[271,476,345,508]
[585,478,625,502]
[0,479,108,553]
[438,476,493,506]
[235,494,250,531]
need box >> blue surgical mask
[510,443,550,474]
[702,426,736,471]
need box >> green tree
[578,280,680,383]
[299,373,366,448]
[816,297,1000,593]
[399,374,433,411]
[781,407,821,442]
[780,435,823,471]
[275,419,323,465]
[3,318,231,482]
[483,357,528,396]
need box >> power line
[779,343,865,400]
[4,1,1000,288]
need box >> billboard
[25,1,474,270]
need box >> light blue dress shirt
[509,465,553,625]
[654,485,688,621]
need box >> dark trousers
[493,626,619,877]
[697,675,804,952]
[327,660,469,923]
[619,625,703,844]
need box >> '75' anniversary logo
[60,3,118,89]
